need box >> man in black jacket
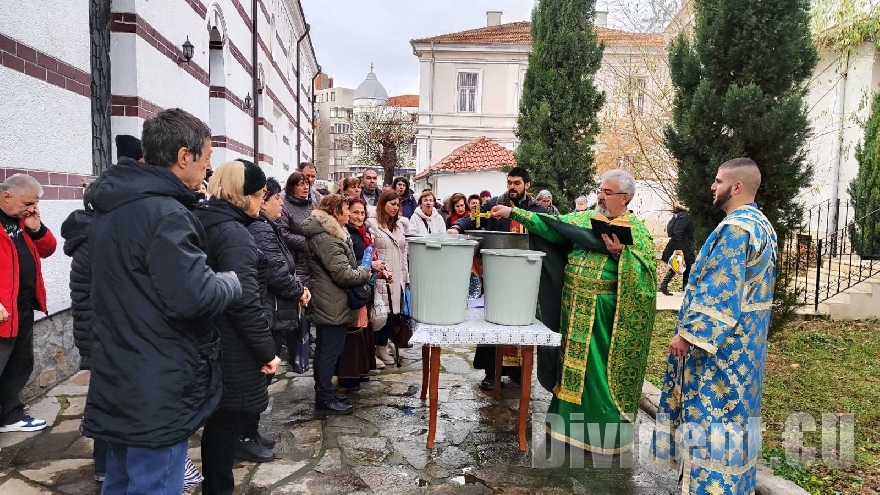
[84,108,242,494]
[447,167,547,390]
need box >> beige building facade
[410,11,668,177]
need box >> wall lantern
[244,93,253,109]
[178,37,195,64]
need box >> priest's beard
[713,185,733,209]
[596,202,611,217]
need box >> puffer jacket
[277,193,313,287]
[302,210,370,326]
[194,199,275,414]
[367,217,409,316]
[400,193,418,220]
[248,214,303,331]
[60,209,93,370]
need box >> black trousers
[374,321,392,346]
[0,309,35,425]
[313,324,347,402]
[201,408,248,495]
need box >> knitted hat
[115,135,143,161]
[240,159,267,196]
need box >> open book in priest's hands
[590,213,634,245]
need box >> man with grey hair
[0,174,57,433]
[574,195,589,211]
[490,168,657,453]
[536,190,560,214]
[85,109,242,493]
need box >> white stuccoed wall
[0,0,90,73]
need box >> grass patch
[644,316,880,494]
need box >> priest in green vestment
[491,169,657,453]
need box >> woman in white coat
[366,189,410,364]
[409,190,446,236]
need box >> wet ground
[0,345,680,494]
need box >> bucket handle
[426,241,442,249]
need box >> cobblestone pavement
[0,345,680,494]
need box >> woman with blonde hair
[194,160,279,493]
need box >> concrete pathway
[655,292,684,312]
[0,346,684,494]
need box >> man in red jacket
[0,173,57,433]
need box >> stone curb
[639,380,808,495]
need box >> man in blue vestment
[653,158,778,495]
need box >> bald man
[652,158,778,494]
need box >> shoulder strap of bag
[420,216,430,233]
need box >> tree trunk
[90,0,112,176]
[379,139,398,186]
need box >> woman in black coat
[195,161,279,495]
[659,202,696,295]
[242,176,311,459]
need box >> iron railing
[783,199,880,311]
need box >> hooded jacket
[302,210,370,326]
[248,213,304,331]
[60,209,93,370]
[409,207,446,236]
[277,193,313,287]
[83,157,240,448]
[194,199,275,413]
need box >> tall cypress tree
[666,0,817,330]
[849,91,880,258]
[516,0,605,213]
[666,0,818,241]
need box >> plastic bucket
[481,249,546,325]
[408,235,478,325]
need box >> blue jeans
[102,440,188,495]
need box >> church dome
[354,69,388,102]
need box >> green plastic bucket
[481,249,546,325]
[407,235,478,325]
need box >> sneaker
[94,473,106,483]
[236,437,274,463]
[0,414,47,432]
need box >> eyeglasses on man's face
[596,189,627,197]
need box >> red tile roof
[414,136,516,180]
[387,94,419,107]
[412,21,664,47]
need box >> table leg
[420,345,429,401]
[427,346,441,449]
[518,345,534,452]
[493,345,503,401]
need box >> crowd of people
[0,106,778,495]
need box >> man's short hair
[362,168,378,178]
[536,190,552,200]
[507,167,531,184]
[720,157,762,191]
[141,108,211,168]
[298,162,316,172]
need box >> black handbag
[346,279,374,310]
[314,251,374,310]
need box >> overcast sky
[302,0,538,96]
